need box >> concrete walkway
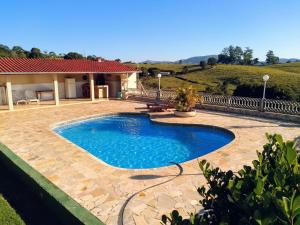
[0,100,299,225]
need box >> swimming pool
[54,114,234,169]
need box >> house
[0,58,138,110]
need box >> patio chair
[12,90,27,105]
[25,90,40,104]
[149,104,171,112]
[146,97,174,110]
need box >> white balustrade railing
[131,88,300,115]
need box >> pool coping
[0,142,105,225]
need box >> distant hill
[140,60,174,64]
[279,58,300,63]
[176,55,218,64]
[140,56,300,65]
[140,55,218,64]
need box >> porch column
[89,73,95,102]
[6,76,13,111]
[53,74,59,105]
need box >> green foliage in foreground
[162,134,300,225]
[0,195,25,225]
[140,63,300,101]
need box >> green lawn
[138,62,300,101]
[0,163,63,225]
[0,195,25,225]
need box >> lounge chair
[147,97,174,110]
[147,98,174,112]
[12,90,27,105]
[25,90,40,104]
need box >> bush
[182,66,189,74]
[207,57,217,66]
[148,67,161,76]
[233,84,295,100]
[175,86,197,112]
[162,134,300,225]
[200,61,207,69]
[140,67,149,77]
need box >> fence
[130,87,300,115]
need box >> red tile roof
[0,58,137,74]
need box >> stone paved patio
[0,100,299,225]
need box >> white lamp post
[157,73,162,100]
[157,73,162,91]
[261,74,270,111]
[262,74,270,99]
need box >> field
[136,62,300,101]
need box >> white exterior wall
[127,72,137,89]
[9,81,86,100]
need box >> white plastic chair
[12,90,27,105]
[25,90,40,104]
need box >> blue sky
[0,0,300,62]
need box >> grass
[136,63,189,72]
[137,62,300,101]
[0,162,63,225]
[0,195,25,225]
[0,142,104,225]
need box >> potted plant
[174,86,198,117]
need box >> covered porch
[0,98,108,112]
[0,72,136,111]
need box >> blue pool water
[54,114,234,169]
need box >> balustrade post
[227,96,232,108]
[156,90,162,101]
[260,98,265,112]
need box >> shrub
[233,84,295,100]
[182,66,189,74]
[148,67,161,76]
[162,134,300,225]
[175,86,198,112]
[140,67,149,77]
[207,57,217,66]
[200,61,207,69]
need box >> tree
[64,52,84,59]
[29,47,43,58]
[242,47,253,65]
[233,46,243,64]
[140,67,149,77]
[148,67,160,76]
[218,45,243,64]
[266,50,279,64]
[252,58,259,65]
[87,55,97,60]
[11,46,27,58]
[217,54,230,64]
[0,44,11,57]
[48,51,57,58]
[207,57,217,66]
[199,60,207,69]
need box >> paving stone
[133,215,148,225]
[0,100,299,225]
